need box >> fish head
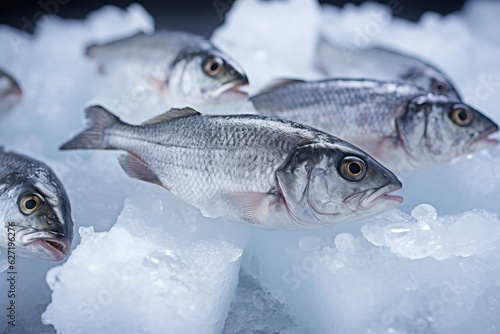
[398,94,499,168]
[0,170,73,261]
[167,46,248,103]
[0,70,22,114]
[276,142,402,228]
[402,65,461,100]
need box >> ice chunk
[363,204,500,260]
[244,205,500,333]
[319,2,394,48]
[399,149,500,215]
[42,191,244,334]
[211,0,323,93]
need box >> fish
[250,79,499,172]
[315,36,461,100]
[0,148,73,261]
[60,105,403,230]
[85,31,249,104]
[0,69,22,115]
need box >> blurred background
[0,0,466,37]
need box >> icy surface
[212,0,323,93]
[0,0,500,333]
[363,204,500,260]
[42,191,244,334]
[222,270,308,334]
[244,204,500,333]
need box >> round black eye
[339,156,366,182]
[432,80,448,94]
[450,107,473,126]
[19,194,43,215]
[203,57,224,77]
[26,199,37,210]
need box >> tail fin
[60,105,121,150]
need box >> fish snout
[235,71,249,86]
[467,122,500,152]
[355,182,403,215]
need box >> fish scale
[107,115,313,205]
[251,78,499,172]
[61,106,403,230]
[252,79,422,140]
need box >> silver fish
[86,31,249,104]
[316,37,461,99]
[60,106,402,230]
[0,69,22,115]
[251,79,499,172]
[0,148,73,261]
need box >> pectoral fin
[118,153,163,188]
[202,192,282,225]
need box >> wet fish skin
[86,31,249,104]
[0,69,22,115]
[60,106,402,230]
[0,148,73,261]
[251,79,499,172]
[316,37,461,100]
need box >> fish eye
[339,156,366,182]
[202,56,224,77]
[19,194,43,215]
[432,80,448,94]
[450,107,474,126]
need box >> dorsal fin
[256,79,305,95]
[142,107,202,125]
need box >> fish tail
[60,105,122,150]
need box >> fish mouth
[369,183,404,205]
[468,125,499,152]
[20,230,71,261]
[346,182,403,210]
[32,238,70,261]
[207,76,249,99]
[228,82,249,97]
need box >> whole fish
[0,148,73,261]
[0,69,22,115]
[250,79,499,172]
[60,106,402,230]
[86,31,249,104]
[316,37,461,100]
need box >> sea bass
[0,148,73,261]
[316,37,461,100]
[86,31,249,104]
[0,69,22,115]
[60,106,402,230]
[251,79,498,172]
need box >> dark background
[0,0,465,37]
